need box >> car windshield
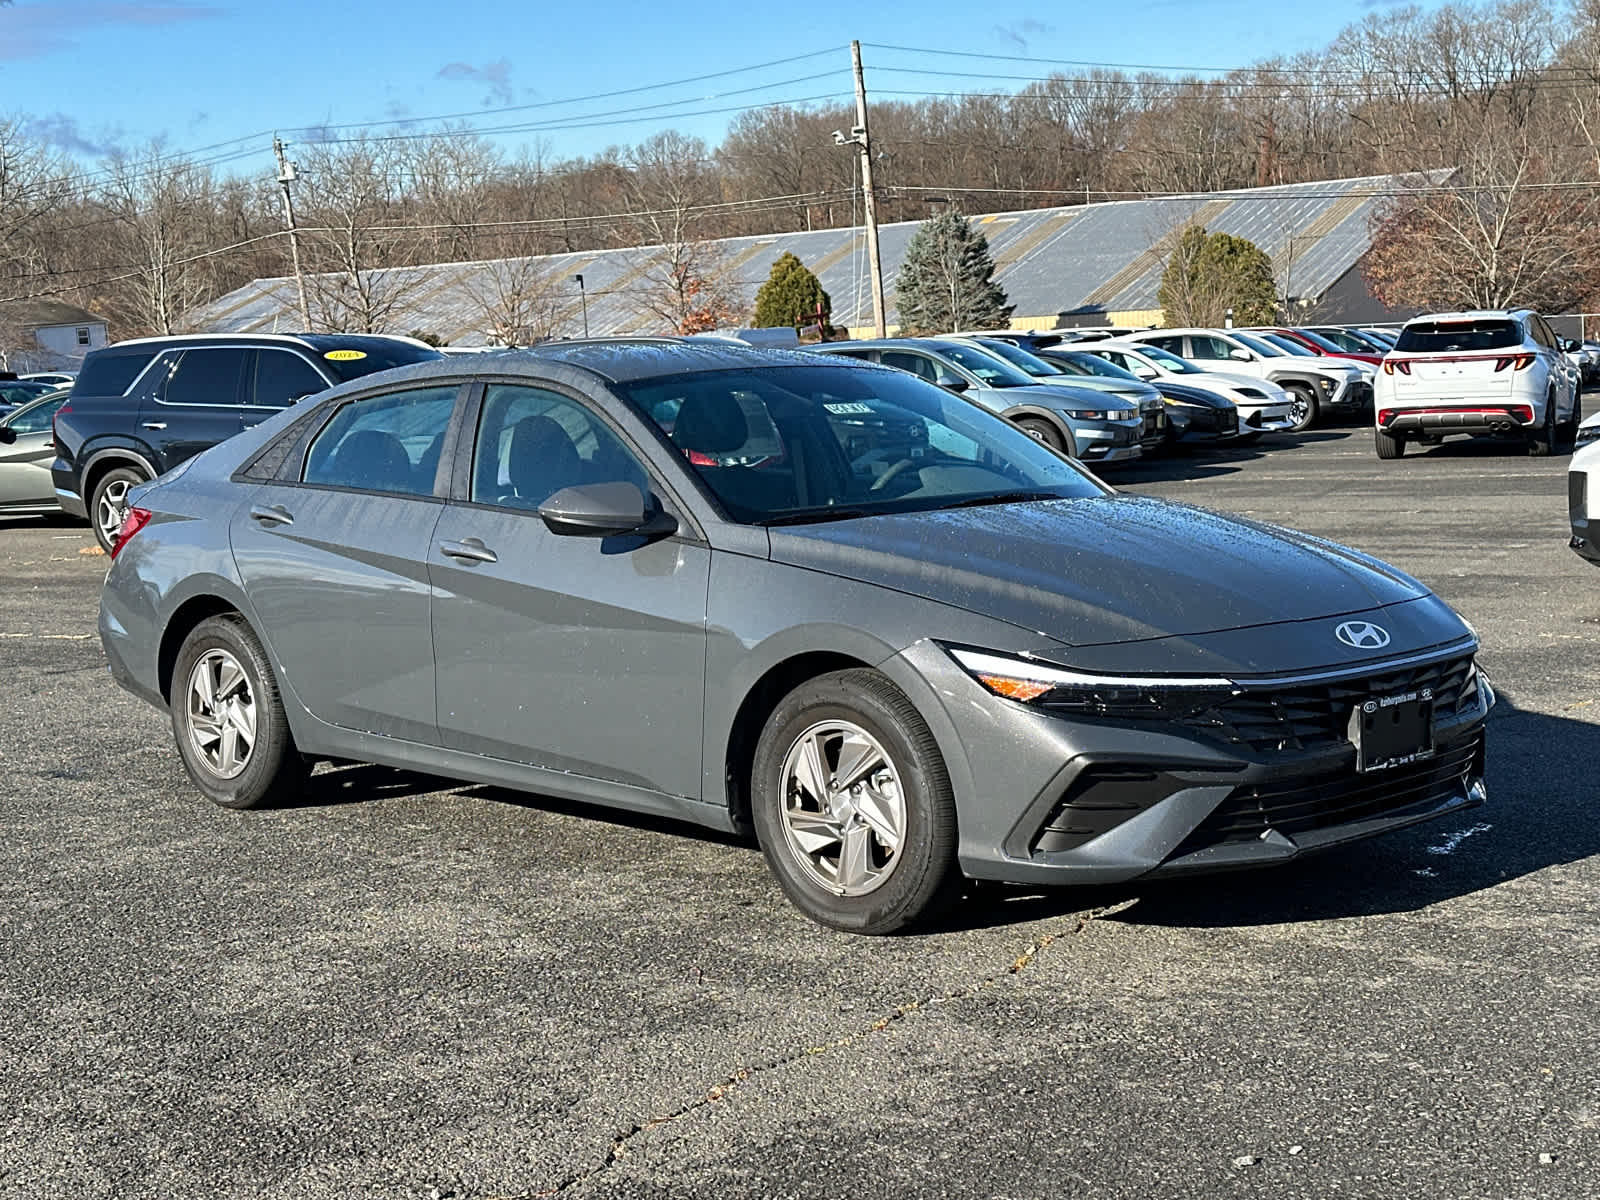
[1394,319,1522,353]
[1232,332,1286,358]
[974,339,1064,378]
[1261,332,1314,356]
[1312,328,1374,352]
[0,381,52,405]
[1049,351,1139,380]
[615,364,1104,525]
[928,341,1037,388]
[1136,345,1204,375]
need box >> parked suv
[1372,310,1581,460]
[54,333,444,549]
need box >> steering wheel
[869,457,921,491]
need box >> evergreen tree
[1157,225,1277,327]
[752,252,831,329]
[893,208,1012,335]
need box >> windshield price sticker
[324,349,368,362]
[823,402,873,415]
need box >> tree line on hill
[3,0,1600,345]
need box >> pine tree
[752,252,831,329]
[1158,225,1277,327]
[893,208,1013,335]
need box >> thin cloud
[22,113,123,158]
[992,18,1054,52]
[436,58,515,107]
[0,2,223,61]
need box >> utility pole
[274,136,313,331]
[850,41,886,338]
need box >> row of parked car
[7,311,1595,555]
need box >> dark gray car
[99,342,1491,933]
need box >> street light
[573,273,589,337]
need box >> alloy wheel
[185,649,258,780]
[96,478,131,546]
[779,720,906,897]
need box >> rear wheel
[1528,396,1555,457]
[1284,384,1319,433]
[751,669,958,934]
[90,465,148,553]
[1558,390,1582,452]
[1375,426,1405,459]
[170,615,308,810]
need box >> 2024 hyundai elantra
[99,342,1492,933]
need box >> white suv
[1374,310,1581,459]
[1568,411,1600,565]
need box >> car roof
[1400,310,1529,325]
[518,339,861,383]
[94,332,438,353]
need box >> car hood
[1045,377,1161,404]
[1177,370,1286,397]
[766,494,1431,649]
[980,382,1138,411]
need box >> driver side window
[471,384,649,511]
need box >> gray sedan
[0,390,71,518]
[99,342,1491,933]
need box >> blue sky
[1,0,1416,174]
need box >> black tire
[1013,415,1072,457]
[1528,396,1555,457]
[1375,426,1405,459]
[751,669,958,934]
[1558,391,1582,452]
[90,465,149,554]
[170,614,308,810]
[1284,384,1319,433]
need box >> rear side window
[73,351,154,397]
[1395,320,1521,352]
[303,385,458,496]
[162,348,248,407]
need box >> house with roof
[0,300,110,372]
[185,172,1437,343]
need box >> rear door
[0,396,66,507]
[429,381,710,799]
[230,381,464,744]
[142,346,252,468]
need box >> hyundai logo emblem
[1336,620,1392,649]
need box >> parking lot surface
[3,426,1597,1199]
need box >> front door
[230,382,461,743]
[142,346,253,468]
[430,382,710,800]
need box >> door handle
[249,503,294,527]
[439,537,498,564]
[141,422,167,430]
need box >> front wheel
[170,615,308,809]
[751,670,958,934]
[91,466,149,553]
[1284,384,1319,433]
[1013,415,1072,458]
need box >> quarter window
[303,385,458,496]
[162,348,248,407]
[470,384,649,510]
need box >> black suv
[53,334,444,549]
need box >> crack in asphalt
[523,898,1138,1198]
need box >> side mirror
[537,481,677,539]
[1134,367,1158,380]
[1565,338,1581,352]
[939,377,970,393]
[0,426,14,445]
[1228,348,1252,362]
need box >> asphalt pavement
[2,422,1597,1199]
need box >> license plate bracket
[1349,689,1435,773]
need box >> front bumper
[1570,466,1600,565]
[1236,401,1298,433]
[894,641,1490,887]
[1332,379,1374,411]
[1073,420,1143,463]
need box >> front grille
[1175,653,1480,754]
[1172,733,1482,852]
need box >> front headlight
[1063,409,1109,420]
[947,647,1240,718]
[1577,422,1600,447]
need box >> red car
[1265,327,1385,367]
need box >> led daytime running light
[949,648,1237,695]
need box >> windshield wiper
[942,491,1064,510]
[761,507,873,527]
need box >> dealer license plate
[1348,688,1435,773]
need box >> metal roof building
[187,172,1434,342]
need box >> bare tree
[99,143,221,334]
[465,256,562,344]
